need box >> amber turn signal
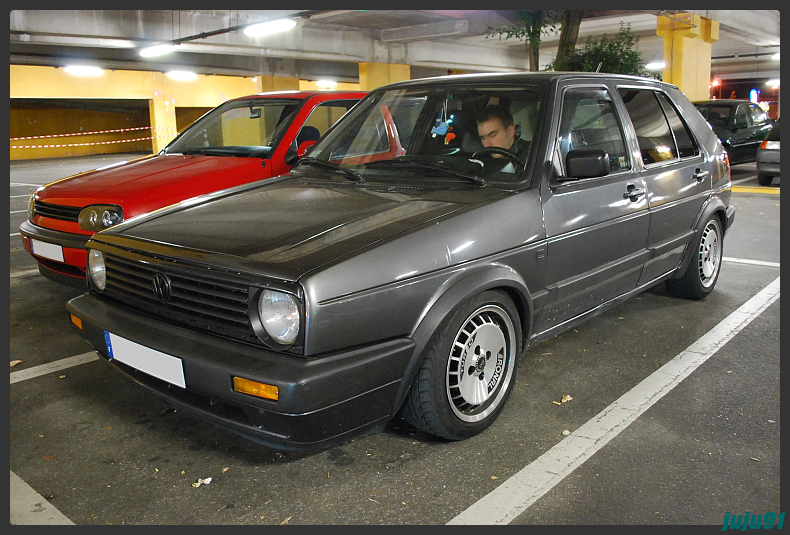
[232,376,278,401]
[69,313,83,330]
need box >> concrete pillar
[657,12,719,102]
[259,75,300,93]
[358,62,410,91]
[148,88,178,154]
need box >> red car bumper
[19,219,90,289]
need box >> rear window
[618,88,677,165]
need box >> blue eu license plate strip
[103,330,186,388]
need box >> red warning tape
[10,125,178,141]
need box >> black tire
[401,290,521,440]
[666,216,724,300]
[757,173,773,186]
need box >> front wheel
[666,216,724,300]
[401,290,521,440]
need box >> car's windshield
[165,98,302,157]
[301,85,543,184]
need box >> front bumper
[66,293,416,451]
[19,220,91,288]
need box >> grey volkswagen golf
[66,72,735,451]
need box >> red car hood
[36,154,271,218]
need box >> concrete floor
[9,155,780,525]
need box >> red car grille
[34,201,82,222]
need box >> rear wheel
[757,173,773,186]
[402,290,521,440]
[666,216,723,300]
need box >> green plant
[485,11,561,71]
[546,23,660,79]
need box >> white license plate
[104,331,186,388]
[30,238,64,262]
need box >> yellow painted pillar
[148,78,178,154]
[259,75,300,92]
[358,62,410,91]
[657,12,719,102]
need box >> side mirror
[284,150,300,166]
[565,149,610,179]
[297,140,317,157]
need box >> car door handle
[692,169,710,182]
[623,184,645,201]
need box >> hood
[36,154,270,217]
[104,173,508,281]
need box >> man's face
[477,118,515,156]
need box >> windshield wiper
[296,157,365,183]
[365,158,485,186]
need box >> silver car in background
[757,122,780,186]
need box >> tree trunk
[527,41,540,71]
[554,10,585,71]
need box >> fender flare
[671,195,729,280]
[389,263,533,416]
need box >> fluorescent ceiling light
[140,43,177,57]
[64,65,104,77]
[766,79,780,87]
[166,70,198,82]
[243,18,297,37]
[645,61,665,70]
[772,52,780,60]
[315,79,338,89]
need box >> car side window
[294,101,357,148]
[734,104,749,128]
[618,88,678,165]
[557,87,630,176]
[656,93,699,158]
[748,104,769,126]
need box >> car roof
[372,71,679,92]
[228,90,366,102]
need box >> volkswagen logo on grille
[151,272,172,303]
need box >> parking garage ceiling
[9,10,781,82]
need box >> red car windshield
[164,98,301,158]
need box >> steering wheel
[471,147,525,170]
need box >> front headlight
[78,205,124,232]
[88,249,106,291]
[258,289,300,345]
[27,195,36,219]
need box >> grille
[103,252,262,346]
[34,200,82,222]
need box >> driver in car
[475,106,529,171]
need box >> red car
[20,90,365,288]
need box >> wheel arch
[671,196,729,280]
[390,264,532,416]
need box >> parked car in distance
[66,73,734,451]
[20,90,366,288]
[756,122,780,186]
[694,99,774,164]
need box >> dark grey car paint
[76,73,733,448]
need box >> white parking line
[10,232,21,237]
[723,257,780,268]
[448,276,780,525]
[10,194,34,198]
[9,352,99,384]
[10,470,74,525]
[10,209,27,214]
[731,175,757,186]
[10,183,41,187]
